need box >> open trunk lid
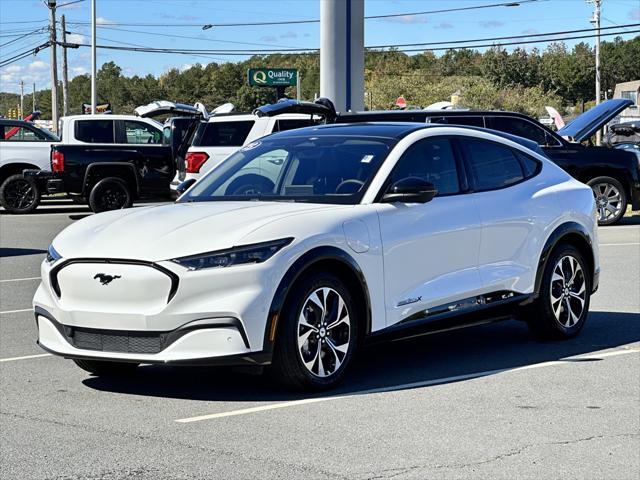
[135,100,208,119]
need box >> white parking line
[175,347,640,423]
[0,308,33,315]
[0,277,40,283]
[0,353,51,363]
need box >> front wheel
[0,174,41,214]
[270,272,359,391]
[526,244,591,340]
[587,176,627,225]
[73,359,139,376]
[88,177,133,213]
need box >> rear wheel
[587,176,627,225]
[88,177,133,213]
[526,244,591,339]
[0,174,41,214]
[73,359,139,376]
[270,272,359,391]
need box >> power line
[65,0,545,28]
[0,43,50,68]
[0,28,48,48]
[65,27,638,57]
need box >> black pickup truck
[24,111,200,213]
[254,98,640,225]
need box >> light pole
[91,0,97,114]
[589,0,602,144]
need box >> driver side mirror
[381,177,438,204]
[176,178,196,195]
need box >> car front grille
[70,329,163,354]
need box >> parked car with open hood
[256,98,639,225]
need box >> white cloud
[180,64,194,71]
[4,65,24,74]
[72,67,88,75]
[96,17,117,25]
[382,15,428,24]
[66,33,85,44]
[28,60,49,72]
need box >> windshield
[179,134,396,204]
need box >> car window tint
[1,126,46,141]
[463,138,524,190]
[124,121,161,144]
[490,117,548,145]
[274,119,317,132]
[429,116,485,127]
[389,138,460,195]
[198,121,255,147]
[75,120,114,143]
[515,150,541,178]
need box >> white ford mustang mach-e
[34,123,600,390]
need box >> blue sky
[1,0,638,93]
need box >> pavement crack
[357,432,639,479]
[1,410,349,480]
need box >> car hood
[53,202,349,262]
[557,99,633,142]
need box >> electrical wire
[0,42,50,68]
[65,27,638,57]
[65,0,545,28]
[0,28,48,49]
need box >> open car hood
[134,100,209,119]
[557,99,633,142]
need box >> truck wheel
[89,177,133,213]
[587,176,627,225]
[0,174,41,214]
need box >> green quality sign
[248,68,297,87]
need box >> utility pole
[47,0,59,132]
[91,0,97,114]
[32,83,36,112]
[588,0,602,144]
[19,80,24,117]
[61,14,69,116]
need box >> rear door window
[273,118,317,132]
[428,116,485,127]
[461,138,524,191]
[488,117,555,146]
[196,121,255,147]
[123,120,161,144]
[75,119,115,143]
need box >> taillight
[185,152,209,173]
[51,150,64,172]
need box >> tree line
[1,36,638,120]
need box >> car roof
[205,112,317,123]
[0,118,36,126]
[266,121,545,153]
[337,109,535,122]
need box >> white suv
[34,123,599,391]
[177,112,318,185]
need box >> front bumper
[35,307,270,366]
[24,169,65,194]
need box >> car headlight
[46,244,62,264]
[171,238,293,271]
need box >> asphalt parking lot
[1,200,639,480]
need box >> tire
[226,174,274,196]
[526,244,591,340]
[73,359,139,376]
[88,177,133,213]
[587,176,627,226]
[270,272,359,391]
[0,174,41,214]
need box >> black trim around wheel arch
[35,306,256,360]
[83,162,140,196]
[264,246,372,353]
[49,258,179,303]
[534,222,597,296]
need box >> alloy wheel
[4,178,35,209]
[592,182,623,224]
[549,255,586,328]
[297,287,351,378]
